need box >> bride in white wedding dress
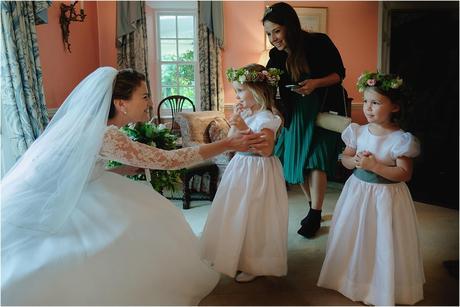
[1,67,264,305]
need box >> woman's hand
[292,74,342,96]
[198,131,264,160]
[248,128,275,156]
[226,131,266,152]
[292,79,320,96]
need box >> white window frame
[155,10,200,115]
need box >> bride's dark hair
[109,69,146,119]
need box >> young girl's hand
[230,113,250,132]
[357,153,378,171]
[354,151,372,168]
[233,102,244,114]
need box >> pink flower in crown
[262,70,269,75]
[367,79,376,86]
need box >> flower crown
[357,71,403,93]
[226,67,282,87]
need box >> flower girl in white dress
[201,64,288,283]
[317,71,425,305]
[1,67,264,305]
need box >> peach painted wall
[36,1,100,109]
[37,1,377,123]
[94,1,156,100]
[96,1,117,68]
[222,1,266,106]
[222,1,378,123]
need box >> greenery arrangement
[107,122,183,194]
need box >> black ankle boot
[298,208,321,238]
[300,201,312,225]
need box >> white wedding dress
[2,126,219,305]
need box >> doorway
[381,2,459,209]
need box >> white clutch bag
[316,85,352,133]
[316,111,351,133]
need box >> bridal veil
[1,67,118,234]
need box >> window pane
[161,64,177,86]
[179,87,195,105]
[160,40,177,61]
[178,40,194,61]
[158,14,197,113]
[161,87,179,101]
[178,64,194,86]
[159,16,176,38]
[177,16,194,38]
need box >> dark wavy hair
[108,69,146,119]
[262,2,308,81]
[366,86,411,129]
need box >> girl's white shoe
[235,272,257,283]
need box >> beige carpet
[173,183,459,306]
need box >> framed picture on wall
[294,7,327,34]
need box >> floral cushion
[207,118,234,162]
[183,117,212,145]
[207,117,230,143]
[175,111,234,181]
[176,111,223,147]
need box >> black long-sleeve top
[267,31,347,128]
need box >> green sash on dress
[353,168,398,184]
[237,152,262,157]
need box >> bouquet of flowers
[107,122,183,194]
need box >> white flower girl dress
[201,110,288,278]
[317,123,425,305]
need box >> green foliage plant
[107,122,183,194]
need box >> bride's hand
[226,131,265,152]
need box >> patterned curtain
[0,1,51,177]
[198,1,224,111]
[116,1,151,97]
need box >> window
[157,13,197,110]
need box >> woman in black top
[263,2,346,238]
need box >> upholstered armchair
[175,111,233,209]
[176,111,233,180]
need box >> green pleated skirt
[274,91,342,184]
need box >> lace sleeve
[99,126,204,170]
